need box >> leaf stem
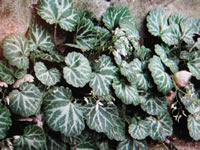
[53,24,57,45]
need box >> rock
[0,0,32,44]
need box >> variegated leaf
[0,103,12,140]
[3,34,30,69]
[34,62,61,86]
[8,83,42,117]
[103,5,131,30]
[74,18,96,51]
[89,55,117,96]
[112,77,139,105]
[146,113,173,141]
[187,114,200,140]
[13,125,46,150]
[37,0,78,31]
[141,96,168,116]
[188,52,200,80]
[155,44,178,73]
[148,56,173,94]
[43,86,85,136]
[63,52,91,88]
[28,23,54,51]
[46,133,67,150]
[169,12,184,24]
[117,137,147,150]
[128,118,149,140]
[86,103,119,133]
[0,61,15,84]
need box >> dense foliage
[0,0,200,149]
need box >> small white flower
[174,70,192,87]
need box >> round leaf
[8,83,42,117]
[63,52,91,88]
[34,62,61,86]
[37,0,78,31]
[3,34,30,69]
[43,86,85,136]
[13,125,46,150]
[128,119,149,140]
[89,55,118,96]
[112,77,139,106]
[187,114,200,140]
[188,52,200,80]
[0,104,12,140]
[146,113,173,141]
[86,103,119,133]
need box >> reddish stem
[53,24,57,45]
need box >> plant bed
[0,0,200,149]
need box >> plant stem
[53,24,57,45]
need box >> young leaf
[148,55,173,94]
[135,46,152,61]
[43,86,85,136]
[103,5,131,30]
[28,23,54,51]
[0,104,12,140]
[169,12,184,25]
[117,137,147,150]
[8,83,42,117]
[112,77,139,106]
[154,44,178,73]
[187,114,200,140]
[180,18,195,45]
[13,125,46,150]
[188,52,200,80]
[86,103,119,133]
[37,0,78,31]
[63,52,91,88]
[128,119,149,140]
[89,55,118,96]
[141,96,168,116]
[3,34,30,69]
[95,26,111,48]
[74,18,96,51]
[146,113,173,141]
[0,61,15,84]
[34,62,61,86]
[97,141,109,150]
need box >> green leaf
[169,12,184,24]
[117,137,147,150]
[121,59,148,90]
[119,17,139,46]
[188,52,200,80]
[161,25,179,45]
[112,77,139,105]
[196,38,200,50]
[13,125,46,150]
[89,55,118,96]
[43,86,85,136]
[148,55,173,94]
[0,104,12,140]
[0,61,15,84]
[34,62,61,86]
[86,103,119,133]
[187,114,200,140]
[3,34,30,69]
[147,9,168,37]
[105,118,126,141]
[28,23,54,51]
[63,52,91,88]
[128,119,149,140]
[135,46,151,61]
[37,0,78,31]
[103,5,131,30]
[95,26,111,48]
[97,141,109,150]
[46,133,67,150]
[180,18,195,45]
[38,50,65,63]
[74,18,96,51]
[146,113,173,141]
[141,96,168,116]
[8,83,42,117]
[14,69,27,80]
[147,9,177,45]
[154,44,178,73]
